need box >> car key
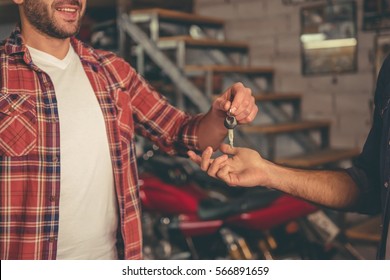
[224,110,237,147]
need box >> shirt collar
[70,36,102,69]
[4,26,27,56]
[4,26,102,69]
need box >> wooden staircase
[123,8,360,169]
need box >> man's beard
[23,0,83,39]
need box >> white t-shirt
[27,45,118,260]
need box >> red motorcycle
[139,148,363,260]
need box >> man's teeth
[57,8,77,12]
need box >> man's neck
[21,22,71,60]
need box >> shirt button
[8,106,15,113]
[49,195,56,202]
[53,157,59,163]
[48,237,56,242]
[385,182,389,188]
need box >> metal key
[224,110,237,147]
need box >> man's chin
[53,24,80,38]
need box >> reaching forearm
[265,162,361,209]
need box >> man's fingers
[215,82,245,113]
[245,104,259,123]
[216,165,229,181]
[217,165,238,187]
[207,154,228,178]
[187,150,201,165]
[230,83,252,115]
[235,98,257,123]
[214,83,257,123]
[228,83,245,114]
[200,146,213,171]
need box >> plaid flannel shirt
[0,28,202,260]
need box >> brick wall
[195,0,376,149]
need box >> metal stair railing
[118,13,255,148]
[119,13,210,112]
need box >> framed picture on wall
[363,0,390,31]
[300,1,358,76]
[375,33,390,76]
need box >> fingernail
[231,107,237,113]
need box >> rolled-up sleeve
[128,67,203,155]
[345,108,381,214]
[345,56,390,215]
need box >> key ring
[224,112,237,129]
[227,108,234,117]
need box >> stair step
[255,93,302,121]
[185,65,274,75]
[345,215,381,243]
[158,36,249,52]
[149,78,222,94]
[275,148,360,168]
[130,8,224,28]
[254,93,302,103]
[212,93,302,101]
[130,0,193,12]
[241,120,330,134]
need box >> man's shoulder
[74,39,122,62]
[379,53,390,72]
[94,48,136,85]
[94,48,129,68]
[375,54,390,107]
[72,38,136,84]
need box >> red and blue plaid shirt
[0,28,202,260]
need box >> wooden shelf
[275,147,360,168]
[254,93,302,103]
[241,120,330,135]
[131,8,224,27]
[158,36,248,52]
[345,215,381,243]
[185,65,274,75]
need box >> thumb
[213,95,230,113]
[219,143,237,156]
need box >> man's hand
[197,83,258,150]
[188,144,270,187]
[212,82,258,124]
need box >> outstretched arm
[188,144,361,210]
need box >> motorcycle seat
[198,188,281,220]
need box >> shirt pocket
[0,93,37,157]
[114,89,135,140]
